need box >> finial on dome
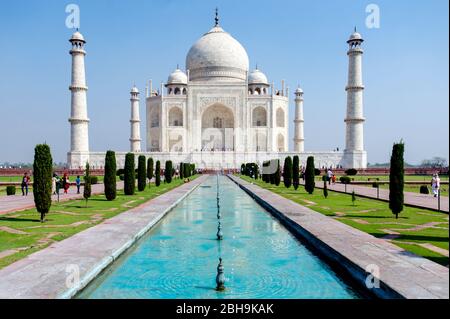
[177,63,179,70]
[215,7,219,26]
[354,26,357,33]
[255,63,258,70]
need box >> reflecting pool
[79,175,359,299]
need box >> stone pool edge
[0,176,207,299]
[228,175,449,299]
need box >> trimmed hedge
[6,186,16,196]
[340,176,351,184]
[420,185,429,194]
[345,168,358,176]
[90,176,98,185]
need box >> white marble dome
[248,68,268,85]
[167,68,188,85]
[348,32,363,42]
[70,31,85,42]
[131,86,139,93]
[186,26,249,81]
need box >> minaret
[129,85,142,152]
[344,29,367,168]
[68,31,90,168]
[293,87,305,152]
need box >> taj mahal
[67,12,367,170]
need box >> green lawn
[240,175,449,266]
[0,177,195,269]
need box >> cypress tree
[165,161,173,183]
[104,150,117,201]
[274,160,281,186]
[352,190,356,206]
[147,157,154,187]
[293,155,300,190]
[83,162,92,207]
[124,153,135,195]
[180,163,184,179]
[269,160,275,184]
[389,142,405,219]
[304,156,315,194]
[33,144,53,222]
[138,155,146,191]
[254,163,259,179]
[283,157,293,188]
[155,161,161,186]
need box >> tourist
[327,168,333,185]
[76,175,81,194]
[21,172,30,196]
[332,174,336,184]
[63,173,70,194]
[52,173,57,195]
[431,173,441,197]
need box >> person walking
[63,173,70,194]
[76,175,81,194]
[431,173,441,197]
[327,168,333,185]
[52,173,57,195]
[21,172,30,196]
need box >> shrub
[147,158,154,187]
[6,186,16,196]
[33,144,53,222]
[314,168,321,176]
[345,168,358,176]
[389,142,404,219]
[179,163,184,179]
[240,164,245,175]
[372,182,379,188]
[274,160,281,186]
[304,156,315,194]
[340,176,351,184]
[165,161,173,183]
[119,174,124,181]
[293,156,300,190]
[124,153,135,195]
[155,161,161,186]
[352,190,356,205]
[138,155,146,191]
[83,162,92,207]
[254,163,259,179]
[104,150,117,201]
[323,181,328,198]
[283,157,293,188]
[116,168,125,176]
[420,185,429,194]
[90,176,98,185]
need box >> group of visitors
[51,173,82,195]
[326,168,337,185]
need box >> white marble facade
[68,17,367,170]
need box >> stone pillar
[68,31,90,169]
[293,87,304,152]
[344,30,367,168]
[130,86,142,152]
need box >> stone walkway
[231,175,449,299]
[0,176,206,299]
[309,181,449,212]
[0,182,124,215]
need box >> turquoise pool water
[78,175,359,299]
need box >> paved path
[0,176,207,299]
[231,175,449,299]
[308,181,449,212]
[0,182,124,215]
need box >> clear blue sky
[0,0,448,165]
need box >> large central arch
[201,103,235,151]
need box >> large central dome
[186,26,249,82]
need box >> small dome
[167,69,188,85]
[348,32,363,42]
[186,26,249,81]
[248,68,268,85]
[295,87,303,95]
[131,86,139,93]
[70,31,85,42]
